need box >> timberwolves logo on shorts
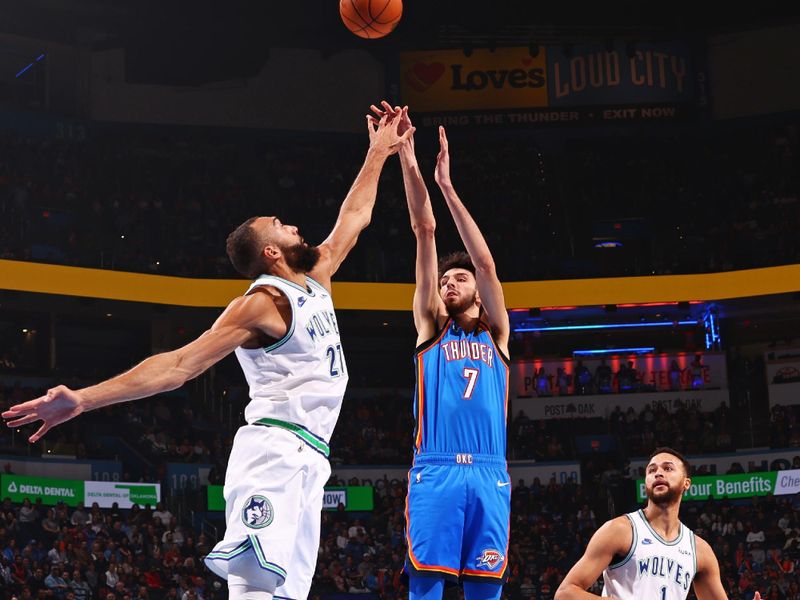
[476,549,504,570]
[242,495,274,529]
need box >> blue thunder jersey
[413,318,510,458]
[406,317,511,583]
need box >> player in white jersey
[2,108,414,600]
[555,447,761,600]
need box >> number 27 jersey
[413,319,510,457]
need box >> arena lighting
[15,53,45,78]
[574,347,655,356]
[513,320,699,333]
[594,241,623,248]
[703,306,721,350]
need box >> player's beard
[283,242,321,273]
[444,290,478,316]
[647,481,684,506]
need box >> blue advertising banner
[547,41,695,107]
[166,463,212,492]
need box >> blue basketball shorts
[404,453,511,583]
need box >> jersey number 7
[462,368,479,399]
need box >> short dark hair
[648,447,691,476]
[438,251,475,281]
[226,217,265,279]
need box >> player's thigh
[461,467,510,578]
[407,465,466,567]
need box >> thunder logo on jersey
[441,338,494,367]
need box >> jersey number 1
[462,368,479,399]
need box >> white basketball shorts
[204,424,331,600]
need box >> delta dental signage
[1,475,160,509]
[1,474,83,506]
[635,470,800,502]
[84,481,160,509]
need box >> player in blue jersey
[371,103,511,600]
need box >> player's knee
[228,582,275,600]
[228,571,280,600]
[463,580,502,600]
[409,575,446,600]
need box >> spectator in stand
[595,360,612,394]
[536,367,551,397]
[669,360,683,391]
[574,361,593,396]
[692,354,706,389]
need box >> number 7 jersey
[413,318,510,457]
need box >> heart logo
[405,62,445,93]
[521,57,533,66]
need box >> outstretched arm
[434,126,509,354]
[373,103,444,344]
[312,106,415,288]
[555,517,632,600]
[2,292,283,442]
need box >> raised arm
[312,107,414,288]
[433,126,509,354]
[376,104,444,343]
[554,517,632,600]
[2,292,284,442]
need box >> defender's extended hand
[2,385,85,442]
[370,101,413,139]
[366,108,415,157]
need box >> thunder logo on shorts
[242,495,274,529]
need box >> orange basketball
[340,0,403,39]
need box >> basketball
[340,0,403,39]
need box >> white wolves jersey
[235,274,347,456]
[602,509,696,600]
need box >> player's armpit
[554,517,632,600]
[472,266,509,353]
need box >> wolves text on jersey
[637,556,692,591]
[440,339,494,368]
[305,310,340,343]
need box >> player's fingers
[369,104,385,117]
[2,394,46,415]
[6,414,40,428]
[30,422,51,443]
[366,115,378,134]
[380,100,394,113]
[398,127,416,143]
